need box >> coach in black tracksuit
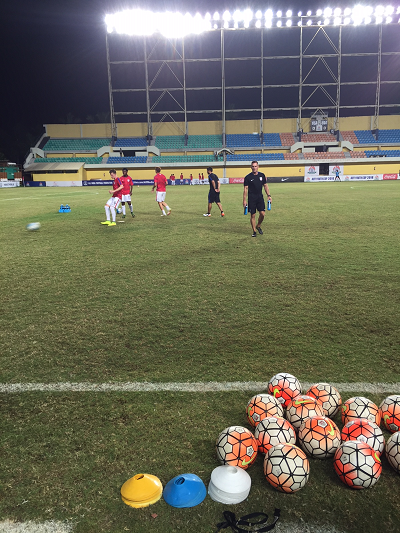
[243,161,271,237]
[203,167,225,217]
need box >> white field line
[0,382,399,393]
[0,520,73,533]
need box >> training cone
[163,473,206,508]
[208,465,251,504]
[121,473,163,508]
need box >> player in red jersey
[120,168,135,218]
[152,167,171,216]
[101,169,123,226]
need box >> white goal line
[0,382,399,393]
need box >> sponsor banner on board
[383,174,398,180]
[305,165,319,177]
[229,177,244,183]
[46,181,82,187]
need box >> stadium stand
[187,135,223,148]
[263,133,282,146]
[114,137,147,147]
[376,130,400,143]
[227,153,284,161]
[152,155,222,163]
[43,139,111,151]
[284,153,300,160]
[341,131,359,144]
[108,156,147,163]
[354,131,376,143]
[301,133,337,143]
[34,157,103,164]
[303,152,346,159]
[154,136,186,149]
[280,133,296,146]
[350,151,366,158]
[226,134,262,147]
[364,150,400,158]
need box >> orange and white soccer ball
[341,418,385,456]
[379,395,400,433]
[286,395,325,431]
[341,397,381,426]
[264,443,310,493]
[298,416,341,458]
[246,393,284,427]
[216,426,258,470]
[267,373,301,409]
[334,441,382,489]
[254,416,296,454]
[385,431,400,474]
[305,383,342,417]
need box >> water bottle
[244,204,248,215]
[267,199,271,211]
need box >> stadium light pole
[105,32,117,140]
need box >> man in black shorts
[203,167,225,217]
[243,161,271,237]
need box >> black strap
[216,509,281,533]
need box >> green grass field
[1,181,399,532]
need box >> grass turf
[0,181,399,532]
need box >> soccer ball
[341,418,385,456]
[26,222,41,231]
[216,426,258,470]
[246,394,284,427]
[254,416,296,454]
[334,441,382,489]
[116,207,122,214]
[305,383,342,417]
[263,443,310,493]
[298,416,341,459]
[341,397,381,426]
[286,395,325,431]
[385,431,400,474]
[379,395,400,433]
[267,373,301,409]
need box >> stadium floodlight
[223,20,230,28]
[307,19,313,25]
[213,11,220,20]
[244,20,250,28]
[316,9,322,16]
[265,18,272,27]
[277,20,282,26]
[344,7,352,15]
[233,10,242,22]
[286,10,293,17]
[298,19,302,25]
[324,17,330,25]
[365,16,372,23]
[352,5,364,25]
[223,10,231,21]
[344,16,351,23]
[386,15,393,21]
[386,5,394,13]
[298,11,303,16]
[397,6,400,14]
[286,19,293,26]
[243,8,253,24]
[255,10,262,19]
[307,10,312,15]
[277,10,282,17]
[265,9,273,18]
[334,16,341,24]
[205,12,211,20]
[318,19,322,24]
[255,19,261,27]
[376,15,383,22]
[375,5,385,15]
[334,7,342,15]
[213,23,218,29]
[234,21,239,28]
[324,7,333,16]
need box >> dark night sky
[1,0,394,162]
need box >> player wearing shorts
[203,167,224,217]
[152,167,171,216]
[120,168,135,218]
[101,169,123,226]
[243,161,271,237]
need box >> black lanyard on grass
[216,509,281,533]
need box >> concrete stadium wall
[44,115,400,139]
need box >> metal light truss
[106,23,400,138]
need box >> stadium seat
[43,139,111,151]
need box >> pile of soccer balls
[216,372,400,493]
